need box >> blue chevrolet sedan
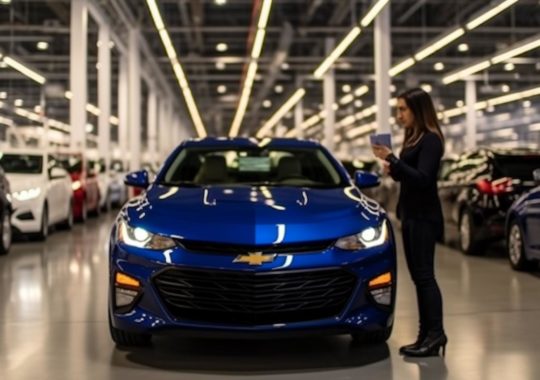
[108,138,396,346]
[506,168,540,271]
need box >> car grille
[175,239,335,254]
[153,268,357,325]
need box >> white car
[0,150,74,240]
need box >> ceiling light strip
[360,0,390,27]
[313,0,390,79]
[443,33,540,84]
[442,60,492,84]
[441,85,540,120]
[229,0,272,137]
[390,0,519,77]
[145,0,206,137]
[313,27,362,79]
[414,27,465,61]
[3,56,46,84]
[466,0,519,30]
[256,88,306,138]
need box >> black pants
[401,219,444,336]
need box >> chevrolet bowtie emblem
[233,251,277,266]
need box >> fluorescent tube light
[491,36,540,64]
[257,88,306,138]
[389,57,415,77]
[3,56,46,84]
[313,27,361,79]
[258,0,272,29]
[414,27,465,61]
[466,0,518,30]
[251,29,266,59]
[360,0,390,27]
[442,60,491,84]
[145,0,206,137]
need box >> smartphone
[369,133,392,149]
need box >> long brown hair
[399,88,444,151]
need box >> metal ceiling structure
[0,0,539,149]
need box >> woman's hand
[371,144,392,160]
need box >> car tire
[108,313,151,347]
[103,192,111,212]
[507,220,535,271]
[60,200,74,230]
[0,209,12,255]
[351,325,393,345]
[77,199,88,223]
[37,203,48,241]
[459,209,483,256]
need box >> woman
[372,88,447,357]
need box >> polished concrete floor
[1,212,540,380]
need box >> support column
[128,28,141,172]
[98,24,111,172]
[147,90,158,167]
[118,56,129,169]
[157,98,167,162]
[466,79,477,150]
[323,38,335,152]
[69,0,88,150]
[294,76,304,139]
[375,4,391,134]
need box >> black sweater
[387,132,444,225]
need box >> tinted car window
[0,154,43,174]
[161,147,345,188]
[493,155,540,181]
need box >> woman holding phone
[372,88,447,357]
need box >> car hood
[5,173,44,192]
[123,184,384,245]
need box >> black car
[438,148,540,255]
[0,165,12,255]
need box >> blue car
[108,138,396,346]
[506,168,540,271]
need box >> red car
[56,153,101,222]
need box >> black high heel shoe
[401,332,447,357]
[399,332,426,355]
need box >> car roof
[178,137,323,149]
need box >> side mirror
[50,167,67,179]
[533,168,540,184]
[124,170,149,188]
[354,170,380,189]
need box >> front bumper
[10,197,43,234]
[109,240,397,336]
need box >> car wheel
[507,221,535,271]
[108,313,151,347]
[60,200,74,230]
[0,209,11,255]
[103,192,111,212]
[37,203,48,241]
[351,325,393,345]
[459,210,482,256]
[79,200,88,223]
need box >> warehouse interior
[1,1,540,379]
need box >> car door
[47,156,68,224]
[524,188,540,259]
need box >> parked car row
[343,147,540,272]
[0,149,129,255]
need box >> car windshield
[159,147,345,188]
[56,156,83,174]
[0,153,43,174]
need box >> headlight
[13,187,41,201]
[72,180,82,191]
[117,219,176,250]
[335,220,389,250]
